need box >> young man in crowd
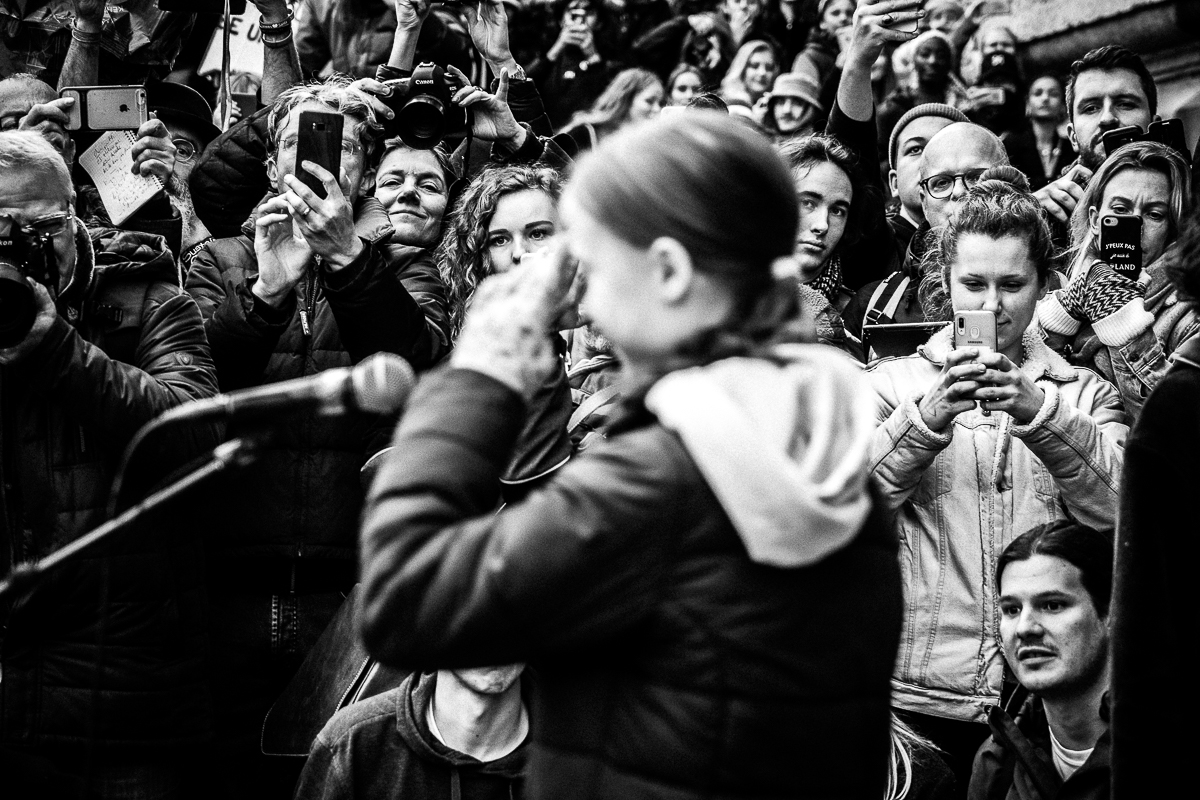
[0,129,218,797]
[295,665,530,799]
[183,77,450,799]
[969,521,1113,798]
[1034,45,1157,226]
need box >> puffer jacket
[1050,251,1200,424]
[359,346,903,799]
[867,327,1126,723]
[189,105,272,240]
[184,195,450,561]
[0,225,219,749]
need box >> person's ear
[1066,120,1081,155]
[1088,204,1100,238]
[888,169,899,198]
[358,166,377,198]
[63,138,76,170]
[266,156,278,184]
[648,236,695,305]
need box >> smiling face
[772,96,815,135]
[1089,166,1173,268]
[1068,69,1153,171]
[999,554,1109,700]
[628,81,665,122]
[374,146,449,248]
[948,233,1046,363]
[743,50,778,99]
[270,101,372,204]
[486,189,558,274]
[791,161,852,280]
[670,71,702,106]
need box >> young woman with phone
[867,167,1127,788]
[1038,140,1196,422]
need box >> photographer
[0,130,219,797]
[528,0,617,128]
[867,168,1125,789]
[182,77,450,799]
[1037,141,1196,424]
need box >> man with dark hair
[969,522,1113,799]
[1036,45,1156,225]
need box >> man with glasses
[918,121,1011,230]
[146,81,222,276]
[0,129,219,797]
[183,77,450,800]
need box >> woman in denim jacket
[1038,141,1197,424]
[867,168,1127,788]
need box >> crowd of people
[1,0,1198,798]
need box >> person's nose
[949,175,971,201]
[981,287,1002,314]
[397,176,420,201]
[511,236,529,265]
[1015,607,1044,639]
[1099,98,1120,128]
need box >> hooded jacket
[969,694,1110,800]
[358,345,902,799]
[295,671,526,800]
[0,225,219,749]
[867,327,1126,723]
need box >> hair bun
[976,165,1031,193]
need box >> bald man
[918,121,1010,229]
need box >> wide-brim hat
[768,72,824,113]
[145,81,221,146]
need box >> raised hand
[918,347,987,432]
[348,77,397,124]
[846,0,924,67]
[396,0,432,31]
[1034,163,1093,225]
[129,117,177,183]
[450,237,578,398]
[282,161,363,270]
[252,195,312,306]
[447,66,525,148]
[463,0,517,72]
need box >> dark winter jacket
[294,671,527,800]
[184,196,450,561]
[189,105,273,240]
[0,225,219,750]
[1111,334,1200,799]
[969,695,1110,800]
[359,347,903,800]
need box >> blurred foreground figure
[358,111,903,800]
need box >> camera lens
[398,96,446,148]
[0,260,36,348]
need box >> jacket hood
[644,344,874,568]
[396,672,526,780]
[89,227,180,285]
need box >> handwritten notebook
[77,130,164,226]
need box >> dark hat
[145,81,221,146]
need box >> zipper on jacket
[298,270,315,338]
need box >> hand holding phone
[954,310,998,353]
[295,110,343,201]
[1099,214,1142,280]
[59,85,148,131]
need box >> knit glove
[1074,262,1154,346]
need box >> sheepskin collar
[919,325,1076,383]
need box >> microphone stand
[0,437,261,604]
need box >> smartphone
[954,310,997,353]
[231,91,258,121]
[1148,118,1188,158]
[59,85,149,131]
[1099,214,1143,280]
[1102,124,1142,158]
[295,110,343,200]
[975,86,1007,107]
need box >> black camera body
[0,221,59,348]
[381,63,470,149]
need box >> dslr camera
[0,217,59,348]
[381,63,470,149]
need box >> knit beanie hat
[887,102,969,169]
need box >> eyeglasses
[277,136,364,158]
[173,138,199,162]
[919,169,989,199]
[6,211,72,238]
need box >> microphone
[160,352,416,424]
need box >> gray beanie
[887,102,969,170]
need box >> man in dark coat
[0,130,219,797]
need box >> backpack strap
[568,382,622,436]
[863,271,911,327]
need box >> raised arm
[256,0,304,106]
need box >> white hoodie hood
[644,344,875,568]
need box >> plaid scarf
[806,256,843,304]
